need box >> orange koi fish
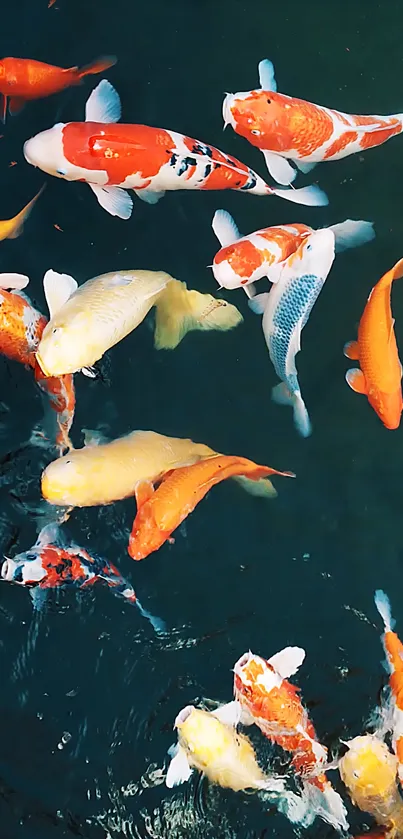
[218,650,348,830]
[0,277,75,453]
[23,80,328,220]
[344,258,403,430]
[223,59,403,186]
[128,454,293,560]
[212,209,374,293]
[374,591,403,784]
[0,186,44,242]
[0,55,116,122]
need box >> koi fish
[219,648,348,831]
[374,591,403,783]
[248,228,335,437]
[0,56,116,122]
[0,276,75,453]
[223,58,403,186]
[23,79,328,220]
[41,430,279,508]
[344,259,403,430]
[35,268,242,377]
[339,735,403,837]
[166,704,287,795]
[128,454,294,560]
[0,185,45,242]
[211,210,374,293]
[0,523,165,632]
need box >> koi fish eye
[52,327,60,334]
[57,169,67,176]
[266,98,271,104]
[306,244,312,251]
[25,553,37,561]
[352,770,360,779]
[251,129,261,136]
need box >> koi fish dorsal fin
[43,270,78,318]
[258,59,277,92]
[268,646,306,678]
[35,522,62,548]
[374,589,396,632]
[85,79,121,123]
[212,209,241,247]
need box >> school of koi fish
[1,13,403,838]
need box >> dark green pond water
[1,0,403,837]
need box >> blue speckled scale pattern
[269,273,324,393]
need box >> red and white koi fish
[217,648,348,831]
[0,274,75,453]
[0,523,165,633]
[0,55,116,122]
[374,590,403,784]
[23,79,328,220]
[211,210,374,293]
[223,59,403,186]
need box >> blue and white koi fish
[249,228,335,437]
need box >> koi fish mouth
[1,558,13,581]
[233,651,253,682]
[35,351,51,378]
[174,705,194,728]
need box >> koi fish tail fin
[7,185,46,240]
[330,219,375,253]
[272,383,312,438]
[78,55,117,79]
[302,778,349,832]
[275,789,315,828]
[270,184,329,207]
[232,473,278,499]
[374,589,396,632]
[134,597,167,635]
[153,279,242,349]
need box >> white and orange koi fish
[223,58,403,186]
[23,79,328,219]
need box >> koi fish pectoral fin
[258,58,277,92]
[9,97,25,116]
[165,744,193,788]
[268,646,306,678]
[133,187,166,205]
[242,282,257,300]
[294,160,317,175]
[248,292,269,315]
[346,368,367,394]
[343,340,360,360]
[85,78,121,123]
[330,220,375,253]
[89,184,133,219]
[212,700,252,727]
[262,150,297,185]
[0,94,7,124]
[212,209,241,247]
[134,480,155,509]
[43,269,78,317]
[29,587,49,611]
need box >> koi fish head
[212,239,261,290]
[368,388,403,431]
[36,311,90,378]
[128,506,166,561]
[223,89,294,150]
[24,124,71,180]
[1,549,47,586]
[234,651,281,695]
[282,228,335,283]
[175,705,232,764]
[41,454,89,506]
[339,735,398,800]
